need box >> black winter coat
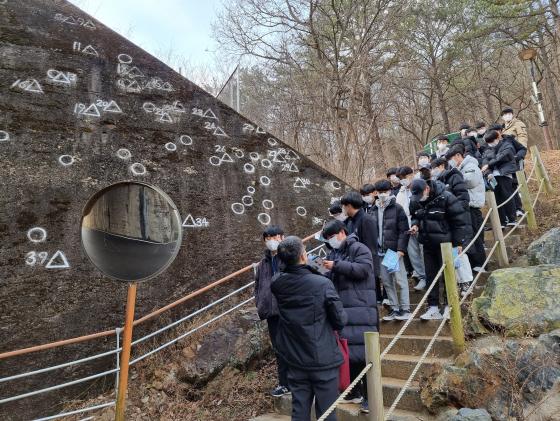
[452,136,482,164]
[326,234,378,364]
[271,265,347,370]
[254,250,281,320]
[410,180,469,248]
[505,134,528,170]
[482,137,517,176]
[345,208,379,275]
[437,168,470,210]
[369,197,410,254]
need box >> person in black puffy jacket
[451,126,483,165]
[489,123,528,215]
[254,225,290,397]
[481,130,517,226]
[369,180,411,322]
[430,158,470,209]
[271,236,347,421]
[409,179,470,320]
[322,220,378,412]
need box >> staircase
[250,228,524,421]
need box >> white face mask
[448,158,457,169]
[503,113,513,122]
[431,168,442,178]
[437,143,447,151]
[477,129,486,135]
[265,239,280,251]
[362,195,374,204]
[487,141,497,148]
[328,236,343,249]
[334,213,347,222]
[420,191,429,202]
[400,178,410,187]
[418,157,430,166]
[390,175,399,184]
[377,192,391,205]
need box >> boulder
[528,227,560,265]
[466,265,560,337]
[177,308,270,387]
[420,332,560,420]
[436,408,491,421]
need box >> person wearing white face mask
[360,183,377,214]
[434,135,450,159]
[254,225,290,397]
[396,166,427,290]
[321,219,378,413]
[481,130,518,227]
[328,200,348,222]
[369,180,411,321]
[386,167,401,196]
[501,107,528,147]
[409,179,470,320]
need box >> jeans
[407,235,426,281]
[494,176,516,225]
[467,207,486,268]
[267,316,289,387]
[288,366,339,421]
[380,255,410,312]
[424,247,446,308]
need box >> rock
[466,265,560,337]
[420,335,560,420]
[525,380,560,421]
[528,227,560,265]
[176,309,270,387]
[437,408,491,421]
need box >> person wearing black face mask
[481,130,518,227]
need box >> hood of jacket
[459,154,479,171]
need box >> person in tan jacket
[501,107,528,147]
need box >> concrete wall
[0,0,350,418]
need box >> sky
[68,0,227,79]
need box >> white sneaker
[420,306,442,320]
[414,280,427,291]
[395,311,412,321]
[516,209,524,217]
[472,266,487,273]
[382,298,391,306]
[443,306,451,320]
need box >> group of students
[253,107,528,420]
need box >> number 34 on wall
[25,250,70,269]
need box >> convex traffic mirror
[81,181,182,282]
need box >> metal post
[440,243,465,354]
[115,328,121,399]
[115,283,137,421]
[364,332,384,421]
[516,170,537,230]
[530,145,552,195]
[486,191,509,267]
[235,67,240,113]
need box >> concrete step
[381,354,450,380]
[380,319,450,336]
[382,377,423,412]
[272,394,436,420]
[485,234,521,248]
[484,225,526,241]
[379,334,454,358]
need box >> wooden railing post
[486,191,509,267]
[440,243,465,354]
[530,145,552,195]
[516,170,537,231]
[364,332,384,421]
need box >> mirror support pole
[115,282,137,421]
